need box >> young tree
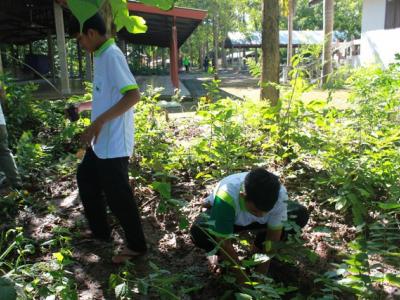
[287,0,295,68]
[260,0,280,104]
[322,0,334,84]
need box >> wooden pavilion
[0,0,207,94]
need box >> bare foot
[112,247,145,264]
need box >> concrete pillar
[53,1,70,94]
[47,32,56,82]
[77,41,83,79]
[118,39,127,57]
[85,51,92,82]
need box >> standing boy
[183,57,190,72]
[69,14,147,263]
[190,168,309,284]
[0,82,22,191]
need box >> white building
[361,0,400,67]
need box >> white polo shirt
[92,39,139,159]
[0,105,5,125]
[0,84,5,125]
[205,172,288,236]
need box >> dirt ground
[13,113,369,300]
[180,70,351,110]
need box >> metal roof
[0,0,60,44]
[0,0,207,47]
[119,2,207,48]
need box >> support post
[53,1,70,94]
[118,39,127,58]
[170,17,179,89]
[85,51,92,82]
[77,41,83,79]
[47,32,56,82]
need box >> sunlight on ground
[220,87,351,109]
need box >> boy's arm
[207,191,248,284]
[218,238,248,285]
[0,85,6,106]
[77,101,92,113]
[255,227,282,274]
[80,89,140,145]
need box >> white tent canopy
[225,31,341,48]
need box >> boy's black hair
[68,13,106,37]
[244,168,281,212]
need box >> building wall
[361,28,400,67]
[360,0,399,67]
[361,0,386,32]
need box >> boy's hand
[80,118,104,145]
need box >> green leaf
[151,181,171,199]
[67,0,105,31]
[384,274,400,288]
[138,0,175,10]
[108,274,119,289]
[234,293,253,300]
[378,202,400,210]
[110,0,148,33]
[0,278,16,300]
[115,283,129,298]
[313,226,332,233]
[138,279,149,295]
[179,217,189,230]
[53,252,64,263]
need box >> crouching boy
[190,168,309,284]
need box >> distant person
[0,82,22,192]
[69,13,147,263]
[183,57,190,72]
[190,168,309,284]
[203,56,209,72]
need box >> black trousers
[77,148,147,252]
[190,201,309,252]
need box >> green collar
[94,38,115,57]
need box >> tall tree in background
[260,0,280,104]
[287,0,295,68]
[322,0,334,84]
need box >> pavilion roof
[0,0,207,48]
[119,2,207,48]
[0,0,58,44]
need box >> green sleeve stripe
[120,84,139,94]
[268,225,283,231]
[264,240,272,252]
[215,190,236,211]
[206,228,232,238]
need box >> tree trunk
[260,0,280,104]
[221,44,227,68]
[287,0,294,68]
[322,0,334,85]
[162,48,166,69]
[212,15,219,72]
[101,2,116,37]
